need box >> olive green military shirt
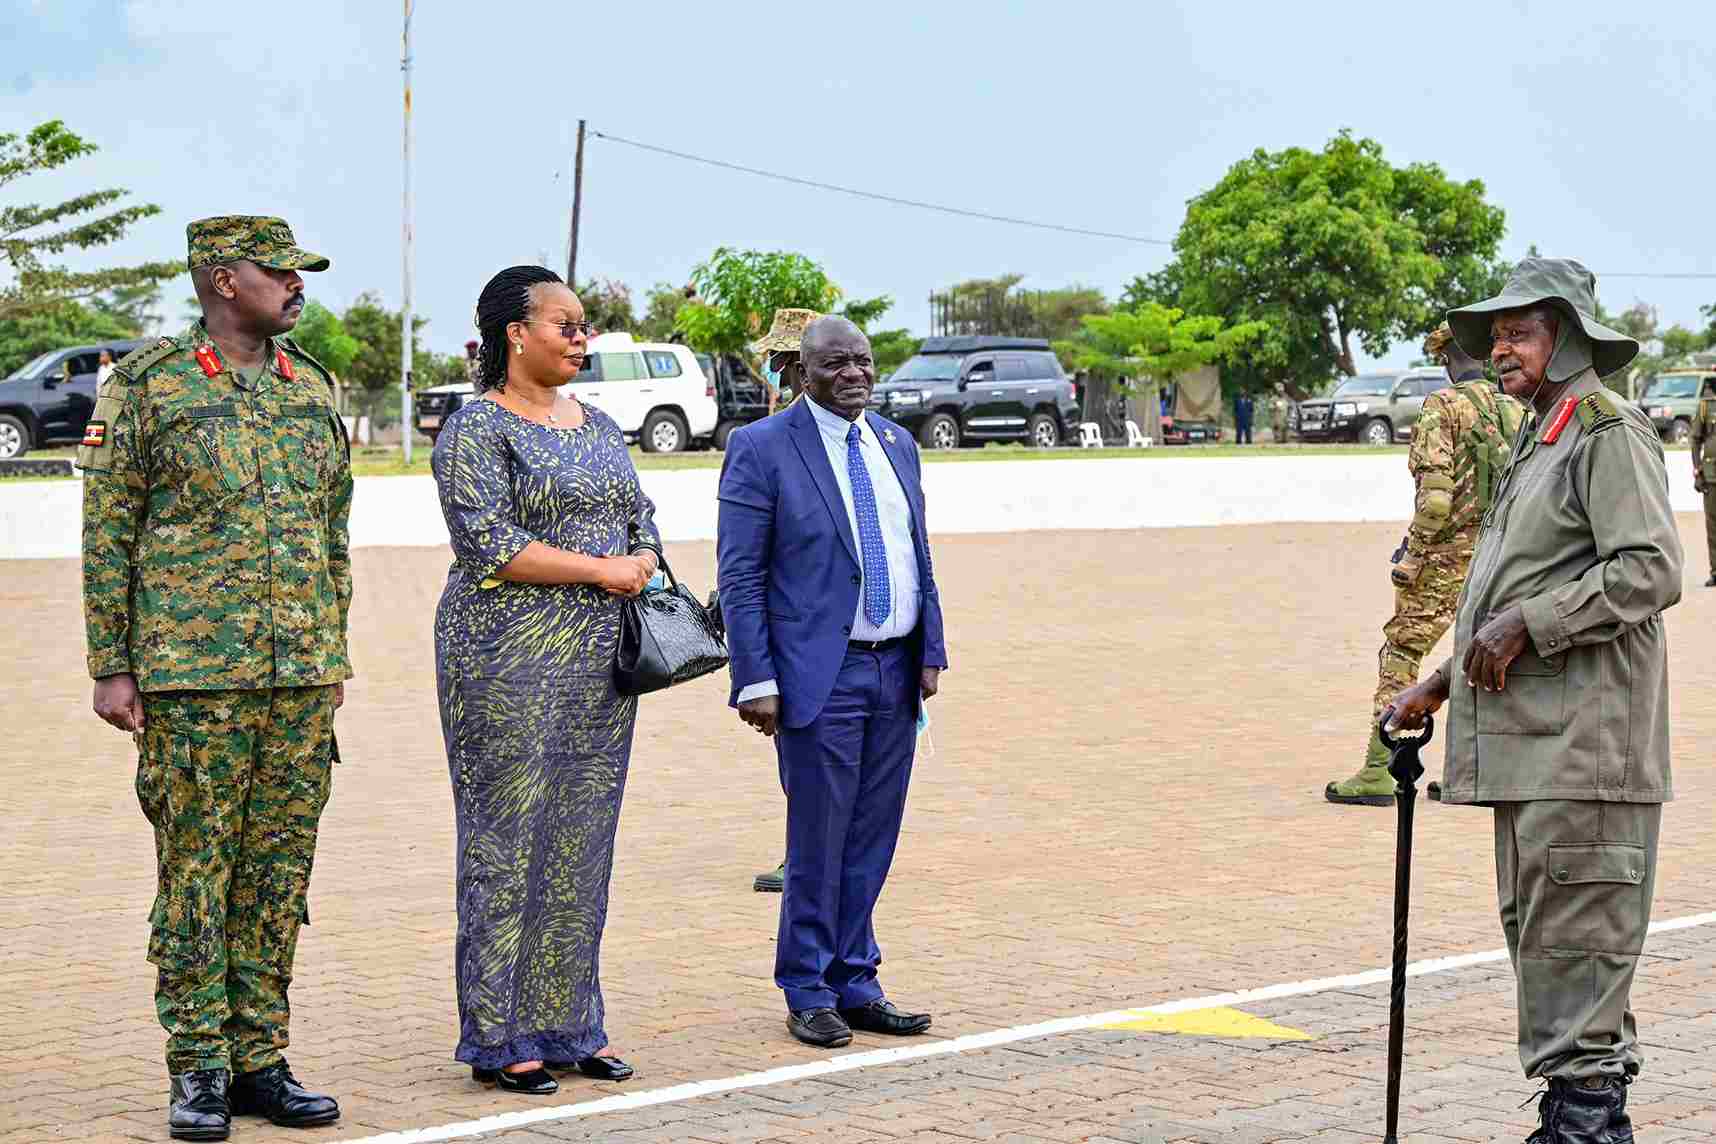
[1436,369,1682,804]
[78,323,354,691]
[1690,391,1716,483]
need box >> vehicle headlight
[1652,406,1670,418]
[1333,402,1358,416]
[889,391,923,406]
[1355,403,1369,414]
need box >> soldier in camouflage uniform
[80,217,350,1140]
[1325,322,1524,805]
[1689,375,1716,587]
[1271,384,1290,442]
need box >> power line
[589,129,1174,247]
[590,128,1716,281]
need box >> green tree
[869,329,920,377]
[678,248,841,356]
[341,291,438,422]
[1,121,181,320]
[1169,130,1506,390]
[933,274,1109,342]
[0,300,135,377]
[574,277,636,333]
[1054,302,1264,442]
[288,300,361,378]
[637,281,692,342]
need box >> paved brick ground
[2,518,1712,1142]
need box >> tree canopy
[1,121,181,321]
[1164,130,1506,390]
[1054,302,1264,390]
[677,248,842,356]
[931,274,1108,343]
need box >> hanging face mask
[762,362,783,392]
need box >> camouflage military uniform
[80,216,350,1076]
[1327,346,1523,803]
[1689,382,1716,582]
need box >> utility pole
[400,0,416,464]
[566,119,586,286]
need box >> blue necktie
[846,423,891,626]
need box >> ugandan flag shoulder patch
[81,421,107,448]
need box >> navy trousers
[774,641,918,1012]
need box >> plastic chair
[1125,420,1151,448]
[1078,422,1104,449]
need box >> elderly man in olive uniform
[1688,375,1716,587]
[80,217,351,1141]
[1388,258,1681,1143]
[1326,323,1523,805]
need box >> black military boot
[229,1060,340,1128]
[168,1069,231,1141]
[1525,1077,1633,1143]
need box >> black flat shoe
[169,1069,231,1141]
[472,1066,558,1094]
[545,1055,634,1081]
[229,1061,339,1127]
[788,1007,853,1048]
[840,997,932,1036]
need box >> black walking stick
[1378,712,1433,1144]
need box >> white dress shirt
[736,396,923,704]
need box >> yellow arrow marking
[1100,1006,1314,1041]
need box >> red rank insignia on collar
[276,347,295,380]
[1541,394,1578,444]
[194,344,223,378]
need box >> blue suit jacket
[716,399,949,730]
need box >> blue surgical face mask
[763,362,782,390]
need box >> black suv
[869,336,1079,449]
[0,338,154,458]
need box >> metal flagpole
[566,119,586,285]
[400,0,416,464]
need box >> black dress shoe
[543,1055,634,1081]
[168,1069,231,1141]
[839,997,932,1036]
[788,1007,853,1048]
[753,860,785,893]
[1705,573,1716,588]
[229,1061,339,1127]
[471,1065,558,1094]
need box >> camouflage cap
[1422,322,1454,359]
[186,216,330,272]
[751,308,824,355]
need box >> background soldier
[1325,323,1523,805]
[1271,383,1290,442]
[80,216,351,1141]
[1689,375,1716,587]
[1389,258,1680,1141]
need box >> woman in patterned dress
[432,266,660,1096]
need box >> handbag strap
[645,549,680,591]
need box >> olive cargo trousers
[1493,799,1660,1081]
[1703,486,1716,574]
[137,687,336,1074]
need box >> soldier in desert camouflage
[1325,322,1523,805]
[79,216,350,1140]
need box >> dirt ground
[2,519,1711,1142]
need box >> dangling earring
[513,342,523,354]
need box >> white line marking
[348,910,1716,1143]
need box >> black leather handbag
[614,553,729,696]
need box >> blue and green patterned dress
[430,398,660,1068]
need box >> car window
[574,354,604,382]
[643,350,682,379]
[997,356,1030,382]
[65,352,103,377]
[598,352,645,382]
[1027,352,1063,378]
[1644,375,1701,400]
[1332,375,1397,398]
[964,358,996,380]
[4,349,65,381]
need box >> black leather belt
[848,636,907,653]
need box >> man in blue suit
[717,316,948,1049]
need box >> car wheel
[713,420,740,451]
[1027,413,1060,448]
[1362,417,1392,447]
[640,410,688,453]
[0,414,30,459]
[919,413,959,450]
[1670,418,1692,445]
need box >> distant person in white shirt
[96,349,115,385]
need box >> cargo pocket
[146,879,210,967]
[1475,646,1566,735]
[185,406,259,492]
[277,403,334,491]
[1541,842,1649,956]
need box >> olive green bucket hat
[1447,256,1637,378]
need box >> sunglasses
[523,319,597,340]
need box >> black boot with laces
[1525,1077,1633,1144]
[168,1068,231,1141]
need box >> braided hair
[473,265,563,393]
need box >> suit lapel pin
[883,428,896,444]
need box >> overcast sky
[6,0,1714,368]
